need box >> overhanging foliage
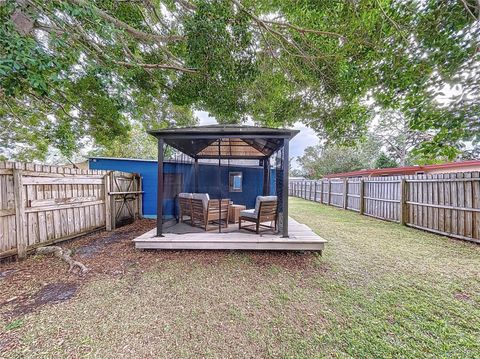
[0,0,478,160]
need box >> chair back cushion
[192,193,210,210]
[254,196,277,214]
[178,193,193,198]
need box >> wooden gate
[105,171,142,230]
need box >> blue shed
[88,157,275,218]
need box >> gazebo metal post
[282,138,289,238]
[156,138,164,237]
[194,157,199,193]
[263,157,270,196]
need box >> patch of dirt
[6,282,78,318]
[74,228,138,258]
[0,332,20,353]
[0,219,157,319]
[0,269,19,279]
[35,282,78,304]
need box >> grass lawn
[1,197,479,358]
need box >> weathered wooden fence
[289,172,480,244]
[0,161,142,259]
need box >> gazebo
[133,125,326,251]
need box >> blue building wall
[89,158,276,218]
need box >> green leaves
[375,152,398,169]
[297,135,383,178]
[170,0,257,122]
[0,0,478,161]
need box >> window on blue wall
[229,172,242,192]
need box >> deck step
[135,239,325,251]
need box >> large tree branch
[68,0,184,43]
[232,0,346,41]
[44,10,192,75]
[115,61,197,73]
[231,0,334,76]
[1,102,21,137]
[143,0,172,31]
[27,90,75,119]
[174,0,197,12]
[459,0,480,20]
[262,19,347,41]
[375,0,409,43]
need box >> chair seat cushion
[240,209,257,219]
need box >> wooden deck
[133,218,326,251]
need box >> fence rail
[0,161,142,259]
[289,172,480,244]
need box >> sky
[195,111,319,169]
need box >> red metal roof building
[324,160,480,178]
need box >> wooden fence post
[133,174,139,219]
[314,181,317,202]
[104,172,112,231]
[309,181,313,200]
[110,172,116,230]
[399,178,406,225]
[343,178,348,209]
[327,180,331,206]
[320,180,323,203]
[13,169,27,259]
[138,175,143,218]
[359,179,365,215]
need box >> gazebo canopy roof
[148,125,299,159]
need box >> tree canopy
[1,0,478,161]
[297,135,383,179]
[374,152,399,169]
[371,109,436,166]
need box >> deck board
[133,218,326,251]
